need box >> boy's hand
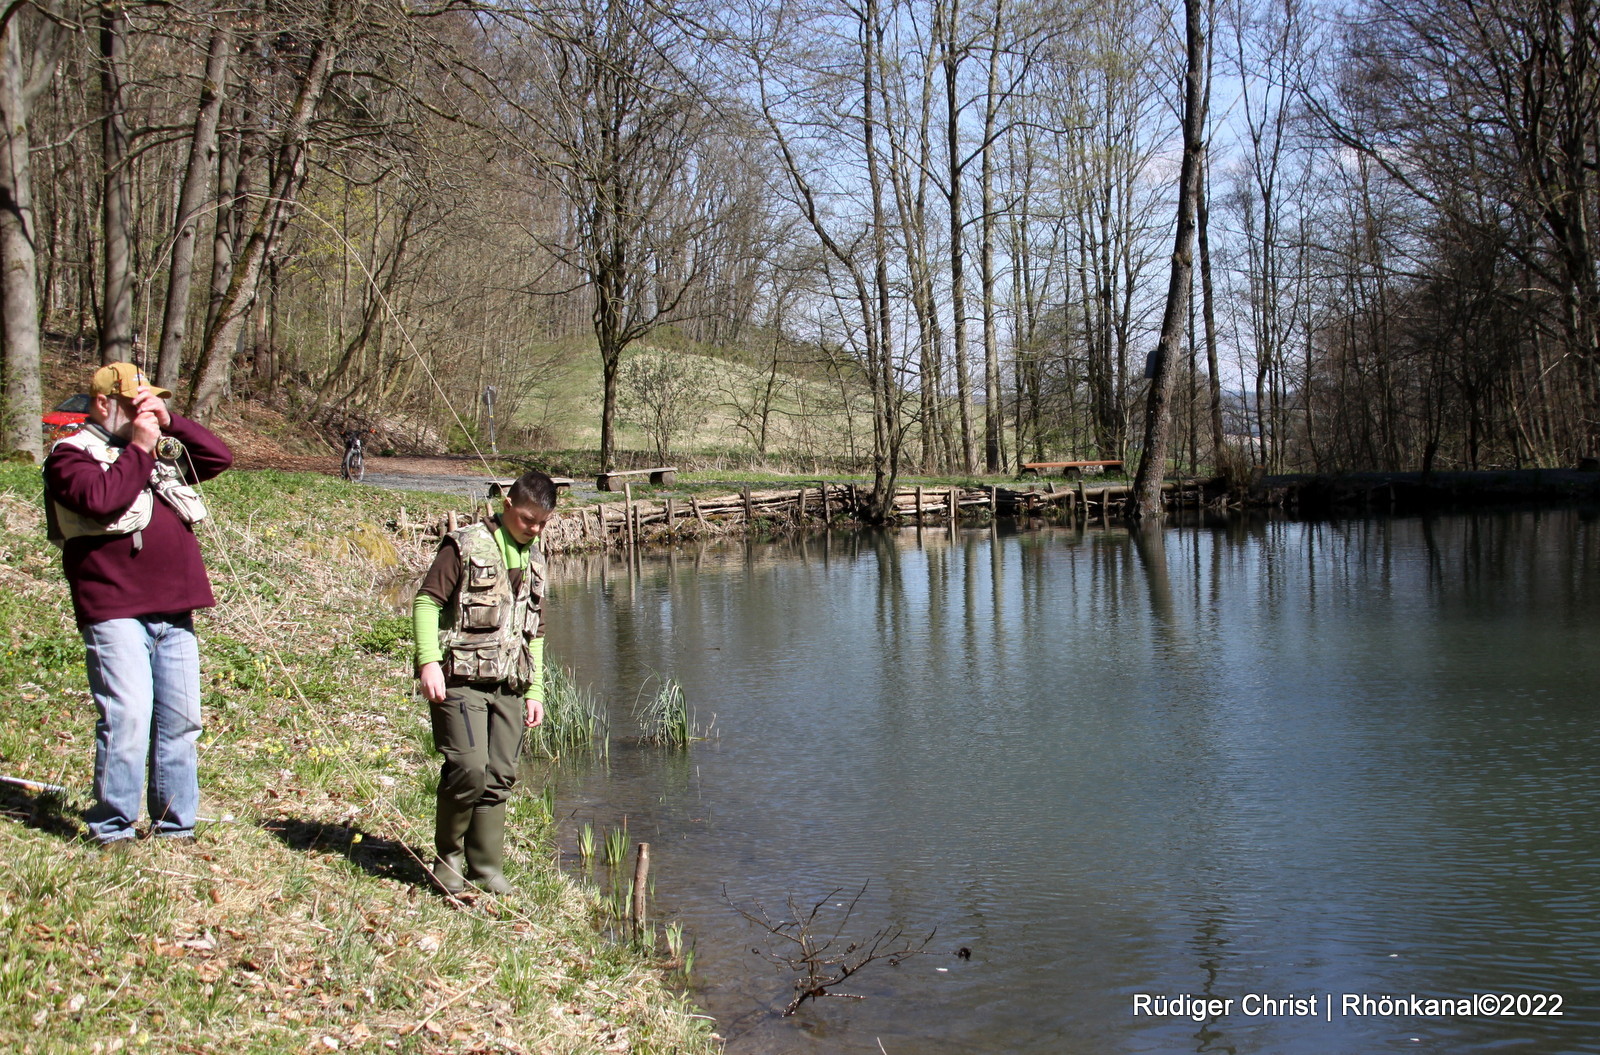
[419,661,447,703]
[525,698,544,727]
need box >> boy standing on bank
[412,471,555,894]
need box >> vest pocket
[475,647,503,681]
[467,556,500,588]
[448,643,502,682]
[461,600,503,630]
[506,647,532,695]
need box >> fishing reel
[155,436,186,462]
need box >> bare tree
[1315,0,1600,464]
[1047,0,1170,464]
[939,0,977,472]
[188,24,336,420]
[747,0,907,518]
[1132,0,1208,518]
[618,349,711,463]
[485,0,723,472]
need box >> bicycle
[341,431,366,482]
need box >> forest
[0,0,1595,497]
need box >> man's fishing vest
[46,425,207,550]
[438,521,544,693]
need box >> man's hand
[133,386,171,429]
[525,698,544,728]
[419,661,447,703]
[129,410,162,453]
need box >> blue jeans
[80,614,203,843]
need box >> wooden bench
[596,466,677,491]
[1019,459,1124,479]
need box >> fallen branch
[725,881,934,1016]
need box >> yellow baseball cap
[92,362,173,400]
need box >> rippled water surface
[536,513,1600,1054]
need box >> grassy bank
[0,464,718,1054]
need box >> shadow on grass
[0,784,82,841]
[259,816,435,889]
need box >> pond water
[535,512,1600,1054]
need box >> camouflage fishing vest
[46,424,208,550]
[437,521,545,692]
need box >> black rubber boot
[464,802,514,895]
[430,793,472,894]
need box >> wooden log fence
[484,478,1215,554]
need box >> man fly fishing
[42,362,233,846]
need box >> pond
[535,511,1600,1054]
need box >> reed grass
[663,920,695,978]
[528,664,608,759]
[577,821,596,865]
[634,675,698,748]
[603,822,630,869]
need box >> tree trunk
[594,240,625,471]
[205,108,239,340]
[979,0,1005,473]
[865,0,900,518]
[942,0,975,473]
[1198,115,1225,469]
[1132,0,1208,519]
[157,22,231,390]
[0,6,62,461]
[99,2,135,365]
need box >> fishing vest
[46,424,208,550]
[437,520,545,692]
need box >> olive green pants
[429,682,525,810]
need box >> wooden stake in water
[624,482,635,550]
[631,842,651,938]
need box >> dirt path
[232,452,510,497]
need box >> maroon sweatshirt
[43,413,234,625]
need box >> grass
[528,664,608,760]
[503,336,1130,484]
[516,337,873,459]
[0,463,719,1054]
[634,676,700,749]
[663,920,692,977]
[602,823,630,870]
